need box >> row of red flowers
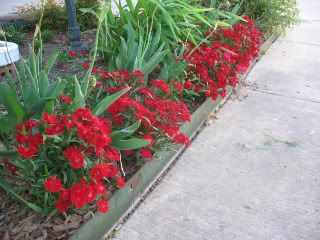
[1,16,262,216]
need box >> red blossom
[151,79,171,95]
[87,184,96,203]
[80,50,89,55]
[70,185,87,208]
[63,146,85,169]
[29,134,43,146]
[59,189,70,201]
[45,123,65,135]
[171,80,183,94]
[94,181,107,195]
[104,148,120,161]
[140,148,153,159]
[173,133,190,147]
[61,114,75,129]
[42,112,58,125]
[133,70,145,77]
[55,199,71,213]
[82,63,90,69]
[44,177,63,193]
[116,176,126,187]
[142,134,154,146]
[97,198,109,213]
[59,94,72,104]
[17,144,38,158]
[96,81,103,87]
[16,119,40,132]
[3,159,17,174]
[68,50,78,57]
[183,80,194,90]
[90,164,109,181]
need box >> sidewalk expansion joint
[279,40,320,47]
[250,89,320,104]
[301,19,320,22]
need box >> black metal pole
[65,0,87,51]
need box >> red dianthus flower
[63,146,85,169]
[97,198,109,213]
[44,176,63,193]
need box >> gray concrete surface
[114,0,320,239]
[0,0,39,18]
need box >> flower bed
[0,1,282,239]
[71,32,277,240]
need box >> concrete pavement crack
[250,89,320,104]
[279,40,320,47]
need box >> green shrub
[242,0,300,34]
[41,29,54,42]
[0,26,26,45]
[195,0,299,35]
[17,0,98,32]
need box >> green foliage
[0,26,26,45]
[17,0,99,32]
[76,0,99,30]
[98,0,239,51]
[242,0,300,34]
[41,29,54,42]
[195,0,300,35]
[107,23,169,80]
[0,41,66,141]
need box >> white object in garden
[0,41,20,67]
[111,0,138,15]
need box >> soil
[0,29,96,82]
[0,162,139,240]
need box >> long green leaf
[0,150,17,158]
[72,76,85,109]
[111,120,141,141]
[0,84,25,128]
[0,177,45,215]
[44,51,59,75]
[112,138,150,150]
[92,88,130,116]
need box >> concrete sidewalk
[114,0,320,239]
[0,0,36,18]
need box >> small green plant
[0,26,26,45]
[108,23,169,81]
[0,39,66,147]
[41,29,54,42]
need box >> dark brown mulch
[0,29,96,82]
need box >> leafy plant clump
[0,26,26,45]
[17,0,99,32]
[198,0,300,35]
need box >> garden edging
[70,33,277,240]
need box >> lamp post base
[68,26,89,52]
[65,0,89,52]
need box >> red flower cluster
[16,120,43,158]
[151,79,171,95]
[16,107,126,214]
[44,177,63,193]
[53,176,116,213]
[59,94,72,104]
[184,16,262,100]
[63,146,85,169]
[2,159,17,174]
[89,69,192,157]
